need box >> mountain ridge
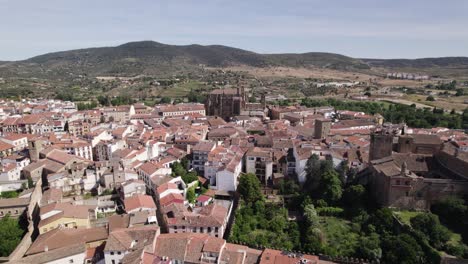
[1,41,468,78]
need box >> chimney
[401,162,408,176]
[44,245,48,252]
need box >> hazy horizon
[1,0,467,61]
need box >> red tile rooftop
[124,194,157,212]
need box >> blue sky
[1,0,467,60]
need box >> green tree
[187,90,206,103]
[160,97,172,104]
[356,233,382,260]
[319,170,342,204]
[303,227,324,254]
[97,95,111,106]
[381,234,425,264]
[343,184,366,208]
[304,154,333,192]
[0,191,19,198]
[303,204,319,227]
[238,173,263,204]
[431,197,467,232]
[171,161,187,177]
[410,213,451,249]
[278,179,300,195]
[426,95,435,101]
[370,208,395,235]
[0,215,24,257]
[182,171,198,184]
[186,187,196,204]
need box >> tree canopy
[0,216,24,257]
[238,173,263,204]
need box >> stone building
[205,87,246,119]
[369,130,394,161]
[205,87,269,119]
[397,134,442,155]
[314,119,332,139]
[368,136,468,209]
[369,153,468,209]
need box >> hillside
[0,41,370,78]
[362,57,468,69]
[0,41,467,81]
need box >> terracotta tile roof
[40,188,63,206]
[105,226,159,252]
[2,133,28,141]
[139,162,163,176]
[196,195,212,203]
[0,197,29,208]
[153,233,225,262]
[221,243,262,264]
[165,203,228,228]
[207,127,238,139]
[0,140,14,151]
[21,243,86,263]
[26,227,108,255]
[0,117,20,126]
[246,147,272,158]
[259,249,319,264]
[108,214,130,232]
[166,147,187,159]
[192,141,216,152]
[156,182,178,194]
[39,202,91,227]
[41,148,77,165]
[159,193,185,208]
[124,195,156,212]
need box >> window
[69,259,74,263]
[110,251,114,255]
[112,261,115,264]
[117,251,121,255]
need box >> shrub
[316,206,344,217]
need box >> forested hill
[0,41,370,78]
[0,41,467,78]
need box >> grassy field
[403,93,468,112]
[319,216,359,256]
[393,210,423,225]
[159,80,208,97]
